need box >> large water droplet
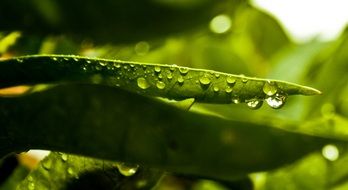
[86,60,91,64]
[52,57,58,61]
[226,76,236,85]
[199,76,211,85]
[263,81,278,96]
[156,81,166,89]
[116,162,139,177]
[246,99,263,110]
[154,66,161,73]
[179,67,189,75]
[265,93,286,109]
[242,78,248,83]
[214,73,220,78]
[137,78,150,89]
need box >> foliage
[0,0,348,189]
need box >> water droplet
[28,182,35,190]
[52,57,58,61]
[17,58,23,63]
[86,60,91,64]
[130,64,135,68]
[61,154,68,161]
[68,167,75,175]
[156,81,166,89]
[116,162,139,177]
[123,65,128,70]
[158,74,163,79]
[82,66,87,71]
[225,87,233,93]
[179,67,189,75]
[226,76,236,85]
[263,81,278,96]
[114,63,121,68]
[246,99,263,110]
[214,73,220,78]
[42,159,52,170]
[95,65,102,71]
[170,65,177,71]
[232,97,240,104]
[199,76,211,85]
[213,86,219,92]
[177,76,184,84]
[99,62,107,66]
[137,78,150,89]
[242,78,248,83]
[167,73,173,80]
[322,144,339,161]
[64,57,69,61]
[154,66,161,73]
[73,57,79,62]
[265,93,286,109]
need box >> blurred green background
[1,0,348,189]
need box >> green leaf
[0,55,320,109]
[0,84,337,181]
[17,152,162,190]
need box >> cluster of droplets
[59,57,288,110]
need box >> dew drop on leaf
[156,81,166,89]
[265,93,287,109]
[167,73,173,80]
[213,86,219,92]
[137,77,150,89]
[154,66,161,73]
[232,97,240,104]
[225,87,233,93]
[28,182,35,190]
[322,144,339,161]
[246,99,263,110]
[178,76,184,84]
[199,76,211,85]
[214,73,220,78]
[114,63,121,68]
[179,67,189,75]
[52,57,58,61]
[242,78,248,83]
[99,62,107,67]
[116,162,139,177]
[263,81,278,96]
[61,154,68,161]
[68,167,75,175]
[226,76,236,85]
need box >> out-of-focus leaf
[17,152,162,190]
[0,0,240,43]
[0,84,339,181]
[236,8,291,59]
